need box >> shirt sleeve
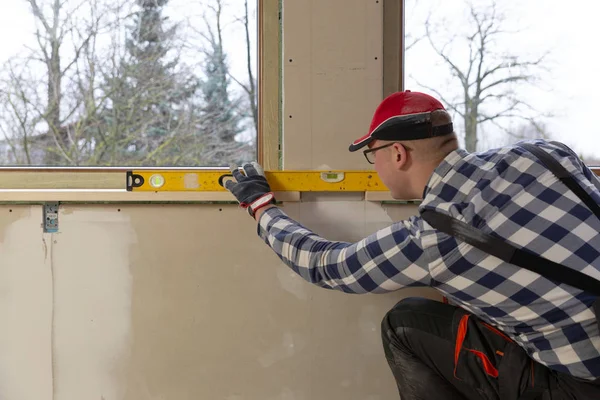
[256,207,431,294]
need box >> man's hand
[222,162,276,218]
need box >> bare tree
[411,0,550,152]
[27,0,91,163]
[0,0,115,165]
[0,60,44,164]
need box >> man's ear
[392,142,408,170]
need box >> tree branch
[480,75,534,93]
[425,18,468,86]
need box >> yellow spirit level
[126,170,387,192]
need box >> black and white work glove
[221,162,276,218]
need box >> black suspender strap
[420,143,600,297]
[420,210,600,296]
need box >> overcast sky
[1,1,598,163]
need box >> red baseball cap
[348,90,454,152]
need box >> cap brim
[348,136,374,152]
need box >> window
[404,0,600,166]
[0,0,258,167]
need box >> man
[223,90,600,399]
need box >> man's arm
[255,207,431,294]
[221,162,432,293]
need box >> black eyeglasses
[363,142,396,164]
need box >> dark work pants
[381,298,600,400]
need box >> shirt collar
[422,148,469,199]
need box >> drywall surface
[51,207,136,400]
[0,202,439,399]
[0,206,53,400]
[283,0,384,170]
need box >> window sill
[0,190,301,203]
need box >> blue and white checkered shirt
[257,139,600,380]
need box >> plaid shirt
[257,139,600,380]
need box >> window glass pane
[405,0,600,165]
[0,0,257,167]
